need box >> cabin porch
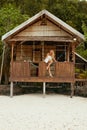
[10,61,75,83]
[9,41,75,97]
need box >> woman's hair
[49,50,55,56]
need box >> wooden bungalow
[1,10,85,97]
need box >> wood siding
[15,20,72,37]
[11,61,30,79]
[55,62,74,79]
[10,61,74,83]
[16,44,56,62]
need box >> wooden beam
[66,44,70,62]
[9,36,73,42]
[10,43,15,79]
[9,77,75,83]
[72,42,75,63]
[33,41,35,62]
[41,41,44,61]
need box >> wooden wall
[16,43,56,62]
[15,19,72,37]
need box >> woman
[44,50,56,77]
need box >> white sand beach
[0,94,87,130]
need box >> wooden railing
[39,61,74,79]
[55,62,74,78]
[10,61,75,82]
[10,61,30,79]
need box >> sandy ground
[0,94,87,130]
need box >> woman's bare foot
[49,73,53,77]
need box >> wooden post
[71,83,74,98]
[41,41,44,61]
[43,82,46,97]
[33,41,35,62]
[65,45,66,61]
[10,43,14,97]
[10,43,14,77]
[66,44,70,62]
[10,82,13,97]
[72,42,75,63]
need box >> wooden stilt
[71,83,74,98]
[43,82,46,97]
[10,82,13,97]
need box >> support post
[43,82,46,97]
[10,82,13,97]
[71,83,74,98]
[41,41,44,61]
[33,41,35,62]
[72,42,75,63]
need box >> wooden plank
[16,30,69,37]
[55,62,74,78]
[9,77,75,83]
[9,36,73,42]
[11,61,30,78]
[10,43,14,79]
[75,78,87,82]
[10,61,75,82]
[39,61,47,77]
[23,62,30,77]
[16,19,71,37]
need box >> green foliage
[82,22,87,39]
[0,4,29,84]
[0,4,28,35]
[76,21,87,60]
[75,68,81,73]
[76,43,87,60]
[0,4,29,55]
[1,0,87,34]
[75,68,87,79]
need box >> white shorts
[44,56,52,63]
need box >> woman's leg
[48,67,53,77]
[47,60,53,77]
[47,60,53,70]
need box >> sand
[0,94,87,130]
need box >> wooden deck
[75,78,87,82]
[9,77,75,83]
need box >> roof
[75,52,87,63]
[2,9,85,42]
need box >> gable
[15,19,72,37]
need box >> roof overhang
[75,52,87,63]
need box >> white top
[44,55,52,63]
